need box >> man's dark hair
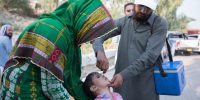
[83,72,98,99]
[124,2,134,11]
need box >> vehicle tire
[174,50,179,56]
[184,51,192,56]
[195,52,200,55]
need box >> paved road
[100,55,200,100]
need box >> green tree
[176,15,193,32]
[156,0,191,31]
[102,0,133,19]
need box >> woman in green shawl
[0,0,116,99]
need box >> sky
[177,0,200,29]
[177,0,200,20]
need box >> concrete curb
[81,49,117,67]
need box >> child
[83,72,123,100]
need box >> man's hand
[110,74,123,88]
[96,51,109,73]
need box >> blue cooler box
[154,61,186,95]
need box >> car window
[183,34,188,39]
[188,35,198,38]
[169,35,181,38]
[168,32,189,39]
[168,34,178,38]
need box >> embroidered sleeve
[41,69,70,100]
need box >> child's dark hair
[83,72,98,99]
[124,2,134,10]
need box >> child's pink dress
[95,92,123,100]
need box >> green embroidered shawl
[4,0,116,99]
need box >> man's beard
[5,33,12,39]
[135,13,151,23]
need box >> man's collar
[128,13,157,26]
[128,13,135,18]
[147,13,157,26]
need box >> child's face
[92,73,110,88]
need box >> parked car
[186,34,200,53]
[166,31,198,56]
